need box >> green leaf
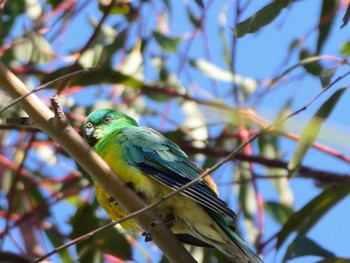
[235,162,258,242]
[101,28,128,64]
[187,7,202,28]
[0,1,25,46]
[341,2,350,28]
[79,44,105,68]
[288,88,346,176]
[264,201,294,225]
[152,31,181,53]
[277,178,350,248]
[320,67,337,88]
[95,226,132,260]
[234,0,291,38]
[194,0,204,8]
[258,134,293,205]
[316,0,338,53]
[317,258,350,263]
[70,203,103,263]
[299,49,324,76]
[77,162,94,185]
[70,202,132,261]
[283,237,335,262]
[44,227,74,262]
[340,41,350,56]
[14,35,55,64]
[40,66,145,89]
[190,59,258,93]
[190,59,234,82]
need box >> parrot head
[82,109,138,146]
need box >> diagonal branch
[0,61,196,263]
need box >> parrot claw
[125,181,146,199]
[125,181,134,189]
[108,196,118,206]
[142,232,152,242]
[163,213,175,228]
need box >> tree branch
[0,62,196,263]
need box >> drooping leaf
[40,66,145,89]
[70,203,103,263]
[283,237,335,262]
[340,41,350,56]
[235,162,258,243]
[190,59,258,94]
[0,1,25,46]
[258,135,293,205]
[182,101,208,149]
[341,2,350,28]
[317,258,350,263]
[234,0,292,38]
[70,202,132,262]
[152,31,181,53]
[190,59,234,82]
[120,40,143,77]
[79,44,105,68]
[14,34,55,64]
[44,227,74,262]
[320,67,337,88]
[277,178,350,249]
[94,226,132,260]
[194,0,204,8]
[316,0,338,53]
[218,4,230,66]
[79,28,128,68]
[187,7,202,28]
[299,49,324,76]
[288,88,346,176]
[264,201,294,225]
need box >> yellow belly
[95,181,140,231]
[94,138,228,244]
[95,178,227,245]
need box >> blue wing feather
[120,126,236,220]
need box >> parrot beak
[83,125,96,146]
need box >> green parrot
[82,109,263,263]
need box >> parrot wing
[119,126,236,220]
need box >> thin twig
[0,66,100,114]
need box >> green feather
[82,109,263,263]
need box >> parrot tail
[187,211,263,263]
[210,213,263,263]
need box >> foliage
[0,0,350,262]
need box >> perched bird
[82,109,262,263]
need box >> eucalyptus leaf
[288,88,346,176]
[316,0,338,53]
[277,179,350,249]
[264,201,294,225]
[14,35,54,64]
[317,258,350,263]
[234,0,292,37]
[340,41,350,56]
[299,49,324,76]
[152,31,181,53]
[283,237,335,262]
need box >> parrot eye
[103,116,112,124]
[85,122,93,128]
